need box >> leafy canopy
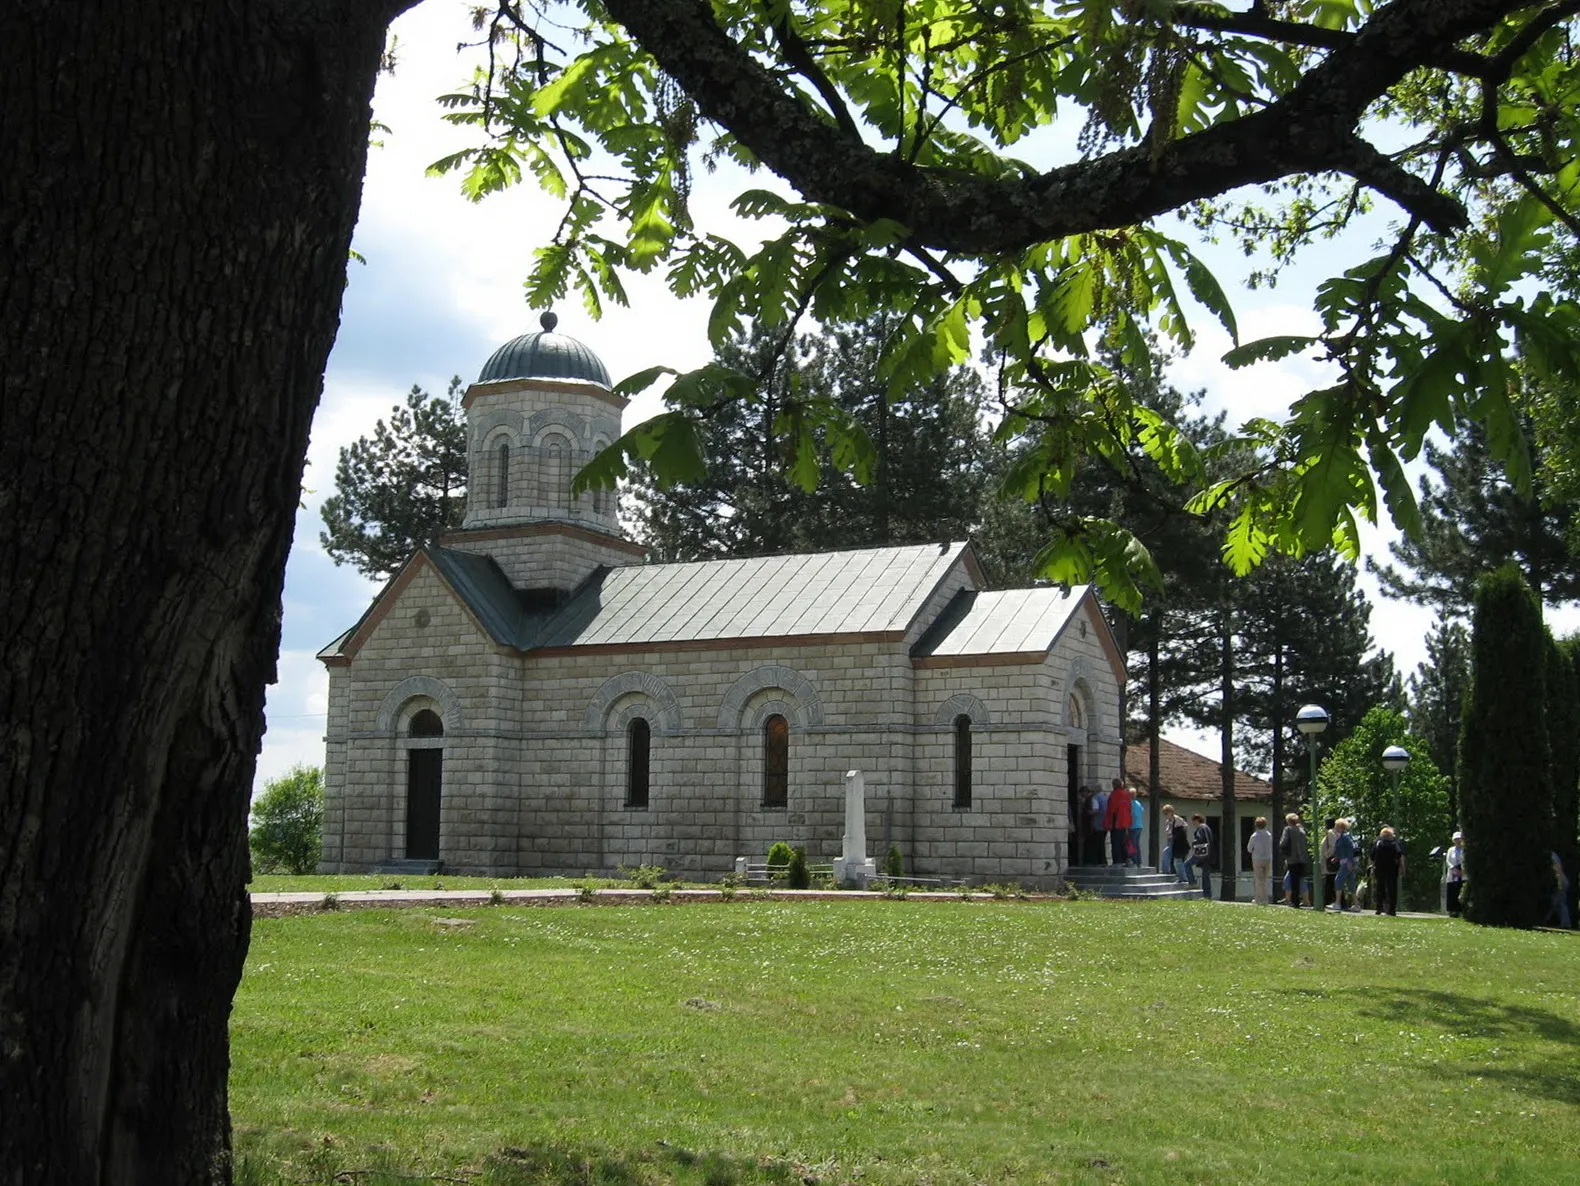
[249,765,325,877]
[435,0,1580,609]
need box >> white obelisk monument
[832,769,878,887]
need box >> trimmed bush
[1460,566,1551,927]
[786,847,811,889]
[1548,635,1579,927]
[885,845,904,878]
[766,841,794,871]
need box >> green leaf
[1222,336,1316,369]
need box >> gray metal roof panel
[912,585,1086,657]
[532,542,969,649]
[426,547,532,648]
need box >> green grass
[231,900,1580,1185]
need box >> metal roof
[476,312,612,388]
[323,540,981,660]
[910,586,1086,658]
[531,541,970,649]
[425,547,540,649]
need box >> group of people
[1079,778,1144,867]
[1154,805,1420,915]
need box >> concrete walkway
[248,887,1018,916]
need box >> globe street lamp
[1381,743,1410,838]
[1296,705,1330,910]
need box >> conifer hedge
[1546,637,1579,928]
[1459,567,1551,927]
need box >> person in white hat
[1445,832,1466,918]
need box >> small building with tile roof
[1124,737,1275,874]
[318,316,1126,885]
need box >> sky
[253,0,1577,795]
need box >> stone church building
[318,315,1125,886]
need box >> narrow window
[494,441,510,509]
[763,714,789,808]
[953,714,972,809]
[627,718,651,808]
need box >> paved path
[248,887,998,915]
[249,887,1454,918]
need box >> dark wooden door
[1067,745,1082,865]
[406,749,442,860]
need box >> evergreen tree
[320,379,469,579]
[1408,618,1473,824]
[1235,551,1396,791]
[1545,635,1579,928]
[1317,707,1454,912]
[631,318,992,561]
[1369,424,1580,616]
[1459,566,1552,927]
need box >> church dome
[477,312,612,388]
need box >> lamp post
[1296,705,1330,910]
[1381,745,1410,831]
[1380,745,1410,914]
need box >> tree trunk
[1147,612,1163,867]
[1218,608,1237,901]
[1270,643,1286,880]
[0,1,409,1180]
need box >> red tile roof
[1124,738,1274,803]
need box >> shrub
[620,863,667,889]
[1460,567,1551,927]
[884,845,904,878]
[249,764,324,875]
[766,842,794,871]
[786,847,811,889]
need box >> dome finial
[539,310,559,333]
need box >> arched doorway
[406,708,444,861]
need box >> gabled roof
[530,541,973,651]
[322,540,979,662]
[1124,738,1274,802]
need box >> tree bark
[1217,608,1237,901]
[0,1,411,1180]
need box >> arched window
[626,718,651,808]
[1068,694,1084,732]
[762,714,789,808]
[409,708,444,737]
[493,441,510,509]
[543,434,570,506]
[953,714,972,809]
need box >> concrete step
[1064,867,1203,899]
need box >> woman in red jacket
[1104,777,1133,868]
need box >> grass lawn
[231,900,1580,1185]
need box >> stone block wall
[321,569,1124,888]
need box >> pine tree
[1459,566,1552,927]
[1235,551,1396,790]
[630,318,993,561]
[1408,618,1473,824]
[1369,424,1580,616]
[320,379,469,579]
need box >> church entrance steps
[1062,867,1203,900]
